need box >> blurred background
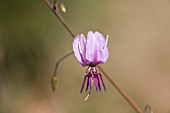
[1,0,170,113]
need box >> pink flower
[73,31,109,100]
[73,31,109,66]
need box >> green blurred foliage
[1,0,170,113]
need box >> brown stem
[44,0,143,113]
[98,65,143,113]
[45,0,76,38]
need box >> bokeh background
[1,0,170,113]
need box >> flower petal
[73,35,87,66]
[73,31,109,66]
[79,34,86,63]
[94,31,106,48]
[86,31,96,65]
[86,31,109,65]
[96,35,109,64]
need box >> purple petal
[99,73,106,91]
[94,31,106,48]
[73,35,87,66]
[86,31,109,65]
[78,34,87,62]
[80,75,88,93]
[86,31,96,65]
[94,32,109,64]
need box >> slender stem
[51,51,73,91]
[98,65,143,113]
[44,0,143,113]
[53,51,74,77]
[45,0,76,37]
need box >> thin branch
[98,65,143,113]
[44,0,143,113]
[45,0,76,38]
[53,51,74,77]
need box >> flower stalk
[51,51,73,91]
[44,0,143,113]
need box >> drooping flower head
[73,31,109,100]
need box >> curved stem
[44,0,143,113]
[143,104,153,113]
[53,51,74,77]
[51,51,74,91]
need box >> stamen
[84,93,90,101]
[86,67,91,73]
[89,75,93,94]
[94,74,99,93]
[80,66,106,100]
[78,40,82,53]
[99,73,106,91]
[80,75,88,93]
[103,35,109,49]
[86,76,89,91]
[97,74,101,91]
